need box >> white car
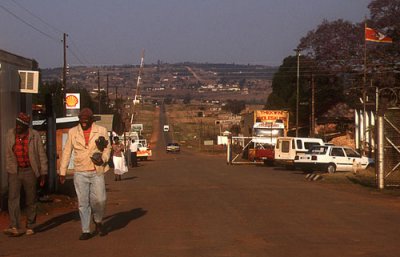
[294,145,374,173]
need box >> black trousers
[130,152,137,167]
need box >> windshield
[344,148,361,158]
[253,128,284,137]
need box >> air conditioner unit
[18,70,39,94]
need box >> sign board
[204,140,214,146]
[215,119,241,125]
[254,110,289,129]
[65,93,80,109]
[131,123,143,132]
[217,136,228,145]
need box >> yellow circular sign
[66,95,79,107]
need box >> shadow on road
[35,211,80,233]
[102,208,147,234]
[121,176,138,181]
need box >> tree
[34,80,64,117]
[223,100,246,115]
[164,96,173,105]
[67,86,95,111]
[183,93,192,104]
[265,55,323,126]
[367,0,400,88]
[298,19,364,74]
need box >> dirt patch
[317,168,400,197]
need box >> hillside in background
[41,63,277,104]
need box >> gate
[227,136,270,165]
[382,107,400,186]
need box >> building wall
[0,49,35,207]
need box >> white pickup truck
[136,141,152,161]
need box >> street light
[294,48,301,137]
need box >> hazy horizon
[1,0,371,69]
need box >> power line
[69,37,91,65]
[0,4,60,44]
[10,0,63,34]
[5,1,91,67]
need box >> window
[344,148,360,158]
[276,139,280,149]
[296,139,302,150]
[309,146,327,154]
[253,128,284,137]
[282,141,290,153]
[330,148,345,157]
[304,142,322,150]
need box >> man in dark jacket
[3,112,48,237]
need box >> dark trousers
[130,152,137,167]
[8,168,37,229]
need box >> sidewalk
[0,167,136,232]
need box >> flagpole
[362,19,367,155]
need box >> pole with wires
[131,49,145,124]
[295,48,300,137]
[62,33,68,116]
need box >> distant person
[59,108,111,240]
[129,139,139,167]
[3,112,48,237]
[112,136,128,181]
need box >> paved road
[2,110,400,256]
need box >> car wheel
[327,163,336,173]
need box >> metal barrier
[382,108,400,187]
[227,136,269,165]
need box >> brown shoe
[79,232,92,240]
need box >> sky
[0,0,372,68]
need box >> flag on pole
[365,27,393,43]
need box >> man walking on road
[3,112,48,237]
[129,139,139,167]
[59,108,111,240]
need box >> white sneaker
[3,227,23,237]
[25,228,35,235]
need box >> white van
[274,137,325,167]
[163,125,170,132]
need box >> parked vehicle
[275,137,325,168]
[166,143,180,153]
[137,142,152,161]
[294,145,374,173]
[242,110,289,164]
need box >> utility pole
[106,74,109,113]
[362,20,368,155]
[295,48,300,137]
[131,49,145,124]
[97,70,101,114]
[62,33,68,116]
[311,74,315,137]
